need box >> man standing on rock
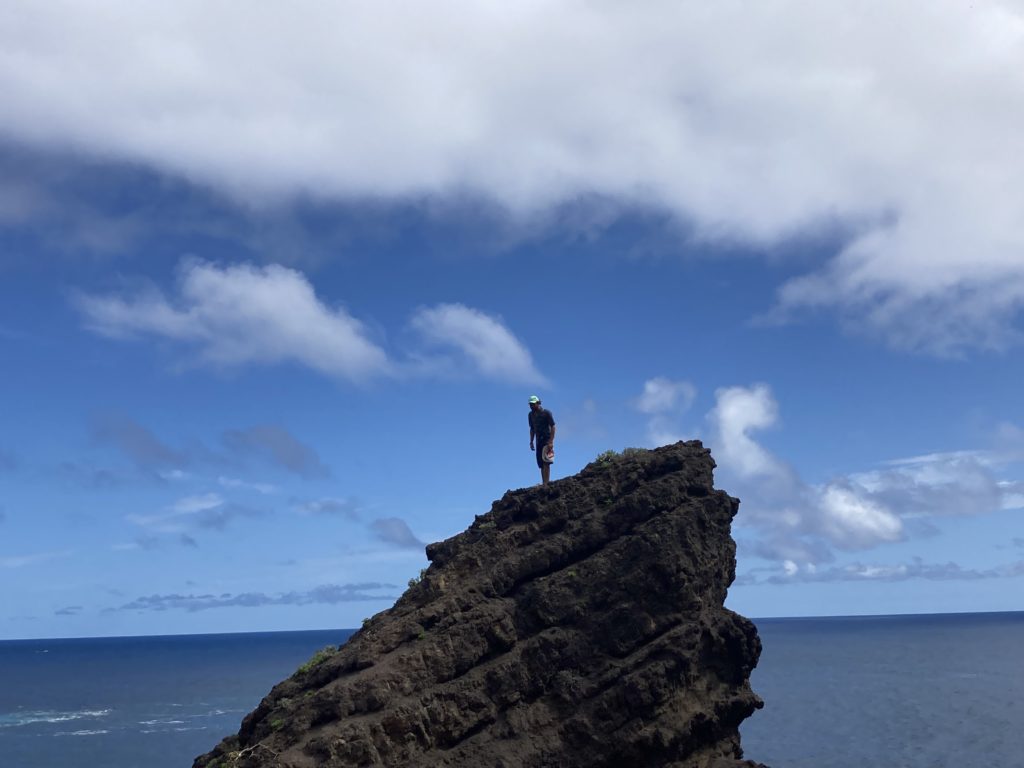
[528,395,556,486]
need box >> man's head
[529,395,541,410]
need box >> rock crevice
[195,441,766,768]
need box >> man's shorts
[535,440,551,468]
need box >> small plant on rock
[297,646,335,674]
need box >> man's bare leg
[541,463,550,485]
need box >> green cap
[528,395,541,404]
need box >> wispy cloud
[112,583,397,613]
[88,414,330,482]
[552,397,609,444]
[75,260,392,382]
[632,377,696,446]
[634,377,696,415]
[369,517,425,550]
[847,452,1016,520]
[295,497,360,519]
[114,536,198,551]
[0,550,72,569]
[222,425,330,479]
[126,493,262,537]
[174,492,224,515]
[55,606,83,617]
[739,557,1024,586]
[218,476,277,495]
[410,303,546,385]
[92,415,186,471]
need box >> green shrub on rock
[297,646,336,674]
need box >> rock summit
[195,441,765,768]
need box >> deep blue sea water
[0,629,353,768]
[1,613,1021,767]
[742,612,1024,767]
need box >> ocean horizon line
[2,609,1022,643]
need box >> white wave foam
[55,729,109,737]
[0,709,112,728]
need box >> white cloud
[1000,486,1024,511]
[850,452,1009,519]
[634,377,696,415]
[632,377,697,446]
[76,260,391,382]
[6,3,1024,352]
[714,388,1024,563]
[167,493,222,518]
[127,492,224,531]
[744,557,1024,585]
[709,384,784,479]
[816,484,903,549]
[169,493,224,515]
[410,303,546,384]
[218,476,277,495]
[295,497,360,519]
[112,583,397,612]
[78,262,544,385]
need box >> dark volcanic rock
[195,441,765,768]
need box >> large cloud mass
[4,2,1024,351]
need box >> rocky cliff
[194,441,766,768]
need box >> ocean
[742,611,1024,767]
[1,613,1021,767]
[0,629,353,768]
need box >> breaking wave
[0,709,112,728]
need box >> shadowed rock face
[195,441,766,768]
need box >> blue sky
[2,2,1024,639]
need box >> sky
[2,1,1024,639]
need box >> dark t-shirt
[529,408,555,441]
